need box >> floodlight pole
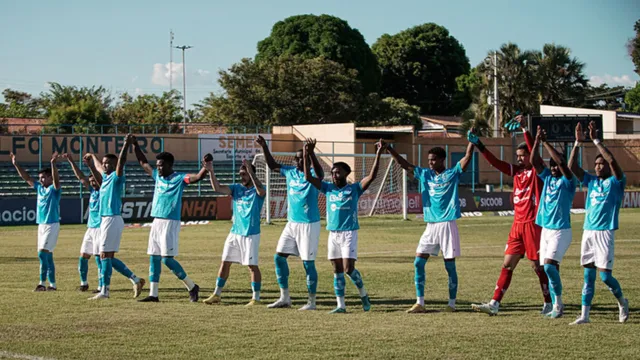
[175,45,193,126]
[492,52,500,138]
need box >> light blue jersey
[34,182,61,224]
[150,169,188,220]
[414,163,463,223]
[87,188,101,228]
[230,184,265,236]
[535,168,577,229]
[280,165,320,223]
[583,173,626,231]
[320,181,364,231]
[99,171,125,216]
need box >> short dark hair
[595,154,604,161]
[156,152,175,165]
[516,142,529,153]
[38,168,52,177]
[549,152,566,167]
[104,154,117,162]
[428,147,446,159]
[332,162,351,175]
[241,163,257,173]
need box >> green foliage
[0,89,45,118]
[372,23,470,115]
[256,14,380,92]
[534,44,588,106]
[111,90,183,133]
[624,82,640,113]
[584,84,627,110]
[41,83,112,133]
[629,19,640,76]
[357,94,421,129]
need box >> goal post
[253,152,408,224]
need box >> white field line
[0,351,55,360]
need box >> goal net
[253,152,408,223]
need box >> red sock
[534,265,552,303]
[492,268,513,302]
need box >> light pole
[169,30,174,91]
[485,53,500,137]
[174,45,193,127]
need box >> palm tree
[534,44,588,106]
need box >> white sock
[417,296,425,306]
[308,293,316,304]
[49,282,56,289]
[280,288,290,300]
[555,295,563,306]
[448,299,456,308]
[337,296,346,309]
[39,281,45,286]
[100,286,110,297]
[581,305,590,319]
[150,282,159,297]
[129,275,139,285]
[182,276,195,291]
[213,286,222,296]
[357,287,367,298]
[489,300,499,307]
[253,291,260,301]
[81,280,88,286]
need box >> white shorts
[99,216,124,253]
[276,221,321,261]
[37,223,60,252]
[81,227,101,255]
[328,230,358,260]
[147,218,181,256]
[581,230,615,270]
[222,233,260,266]
[539,228,572,265]
[416,221,461,259]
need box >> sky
[1,0,639,107]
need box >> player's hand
[50,151,60,163]
[588,121,598,141]
[305,138,316,152]
[536,126,547,142]
[61,153,73,161]
[9,152,17,165]
[125,133,136,145]
[242,159,254,173]
[514,114,526,129]
[202,160,213,172]
[375,138,387,153]
[255,135,267,148]
[575,123,585,142]
[467,127,480,145]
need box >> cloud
[589,74,637,87]
[151,62,214,87]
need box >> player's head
[239,163,257,187]
[516,142,530,167]
[594,154,611,178]
[427,147,446,171]
[155,152,175,177]
[331,162,351,186]
[548,152,565,178]
[102,154,118,174]
[88,175,100,190]
[294,149,304,171]
[38,168,52,187]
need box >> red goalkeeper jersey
[479,131,542,223]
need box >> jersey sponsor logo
[514,186,530,196]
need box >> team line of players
[10,116,629,322]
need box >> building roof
[420,115,463,128]
[355,125,414,133]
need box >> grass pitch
[1,210,639,359]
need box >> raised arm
[530,126,546,174]
[88,153,105,174]
[384,141,415,172]
[10,152,35,187]
[568,123,585,182]
[84,154,103,185]
[63,153,90,189]
[243,159,265,197]
[305,138,325,179]
[468,128,513,176]
[589,121,623,180]
[203,161,231,195]
[458,142,475,172]
[132,136,153,177]
[255,135,281,172]
[361,140,386,192]
[50,152,61,190]
[303,143,322,190]
[116,134,134,177]
[543,141,573,180]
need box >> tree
[111,90,183,133]
[625,82,640,113]
[372,23,470,115]
[584,84,627,110]
[41,83,112,133]
[256,14,380,93]
[357,94,421,129]
[0,89,45,118]
[198,56,363,126]
[534,44,588,106]
[628,19,640,76]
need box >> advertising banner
[0,198,81,226]
[199,134,271,162]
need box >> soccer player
[304,139,386,313]
[530,126,577,319]
[385,140,475,313]
[85,134,145,300]
[202,159,266,306]
[11,151,61,291]
[132,140,207,303]
[568,122,629,325]
[469,116,552,316]
[63,153,103,292]
[254,135,324,310]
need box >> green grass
[1,211,639,360]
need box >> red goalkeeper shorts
[505,221,541,261]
